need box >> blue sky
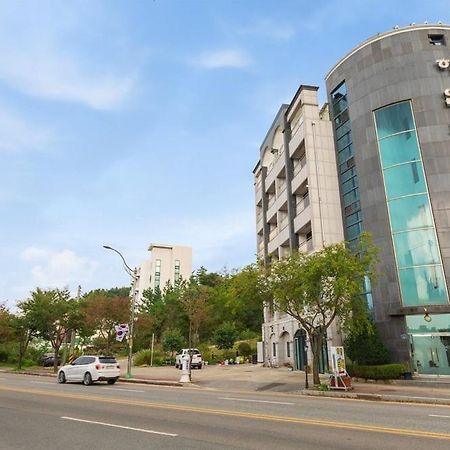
[1,0,448,307]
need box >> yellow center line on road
[2,385,450,441]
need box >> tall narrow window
[174,259,181,283]
[374,101,448,306]
[154,259,161,289]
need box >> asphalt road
[1,373,450,449]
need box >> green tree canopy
[266,233,378,385]
[213,322,238,350]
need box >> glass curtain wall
[374,101,449,307]
[330,82,372,309]
[330,82,363,246]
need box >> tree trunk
[310,331,324,386]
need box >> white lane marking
[429,414,450,418]
[103,387,145,393]
[218,397,294,405]
[31,381,54,385]
[61,417,177,436]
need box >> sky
[1,0,449,307]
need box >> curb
[119,377,183,387]
[301,389,450,406]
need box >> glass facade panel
[379,131,420,168]
[374,101,448,307]
[388,195,433,232]
[374,102,415,139]
[407,314,450,334]
[393,229,441,268]
[398,266,448,306]
[383,162,426,199]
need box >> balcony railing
[296,194,310,214]
[269,228,278,241]
[298,236,313,253]
[293,155,307,176]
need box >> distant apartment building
[253,85,344,370]
[135,244,192,304]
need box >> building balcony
[267,224,290,255]
[299,236,313,253]
[293,204,312,234]
[291,160,309,194]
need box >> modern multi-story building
[135,244,192,304]
[326,24,450,375]
[253,85,344,369]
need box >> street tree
[179,281,211,348]
[266,233,378,385]
[82,290,130,353]
[18,288,74,372]
[213,322,238,351]
[161,329,184,358]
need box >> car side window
[85,357,96,364]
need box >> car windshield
[99,357,117,364]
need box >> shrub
[237,342,252,358]
[347,363,405,380]
[345,321,390,365]
[133,350,152,366]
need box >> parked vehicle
[175,348,202,369]
[57,355,120,385]
[39,353,61,367]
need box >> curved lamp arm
[103,245,136,278]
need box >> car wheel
[58,371,66,384]
[107,378,117,385]
[198,365,202,370]
[83,372,93,386]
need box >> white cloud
[21,247,99,289]
[194,49,251,69]
[0,108,50,152]
[0,3,136,110]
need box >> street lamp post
[103,245,138,379]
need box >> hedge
[347,363,405,380]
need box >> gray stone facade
[326,25,450,364]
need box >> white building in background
[135,244,192,304]
[253,85,344,371]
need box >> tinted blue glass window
[338,144,353,164]
[337,133,351,151]
[346,222,362,240]
[334,109,349,127]
[345,211,362,227]
[398,266,448,306]
[331,82,346,103]
[333,96,348,116]
[379,131,420,168]
[375,101,448,306]
[341,166,356,183]
[343,189,359,207]
[393,229,441,268]
[336,123,351,140]
[383,162,426,199]
[342,175,358,194]
[388,195,433,232]
[374,102,415,139]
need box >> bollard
[179,355,191,383]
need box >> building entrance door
[410,333,450,376]
[294,330,307,371]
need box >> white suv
[57,355,120,385]
[175,349,202,369]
